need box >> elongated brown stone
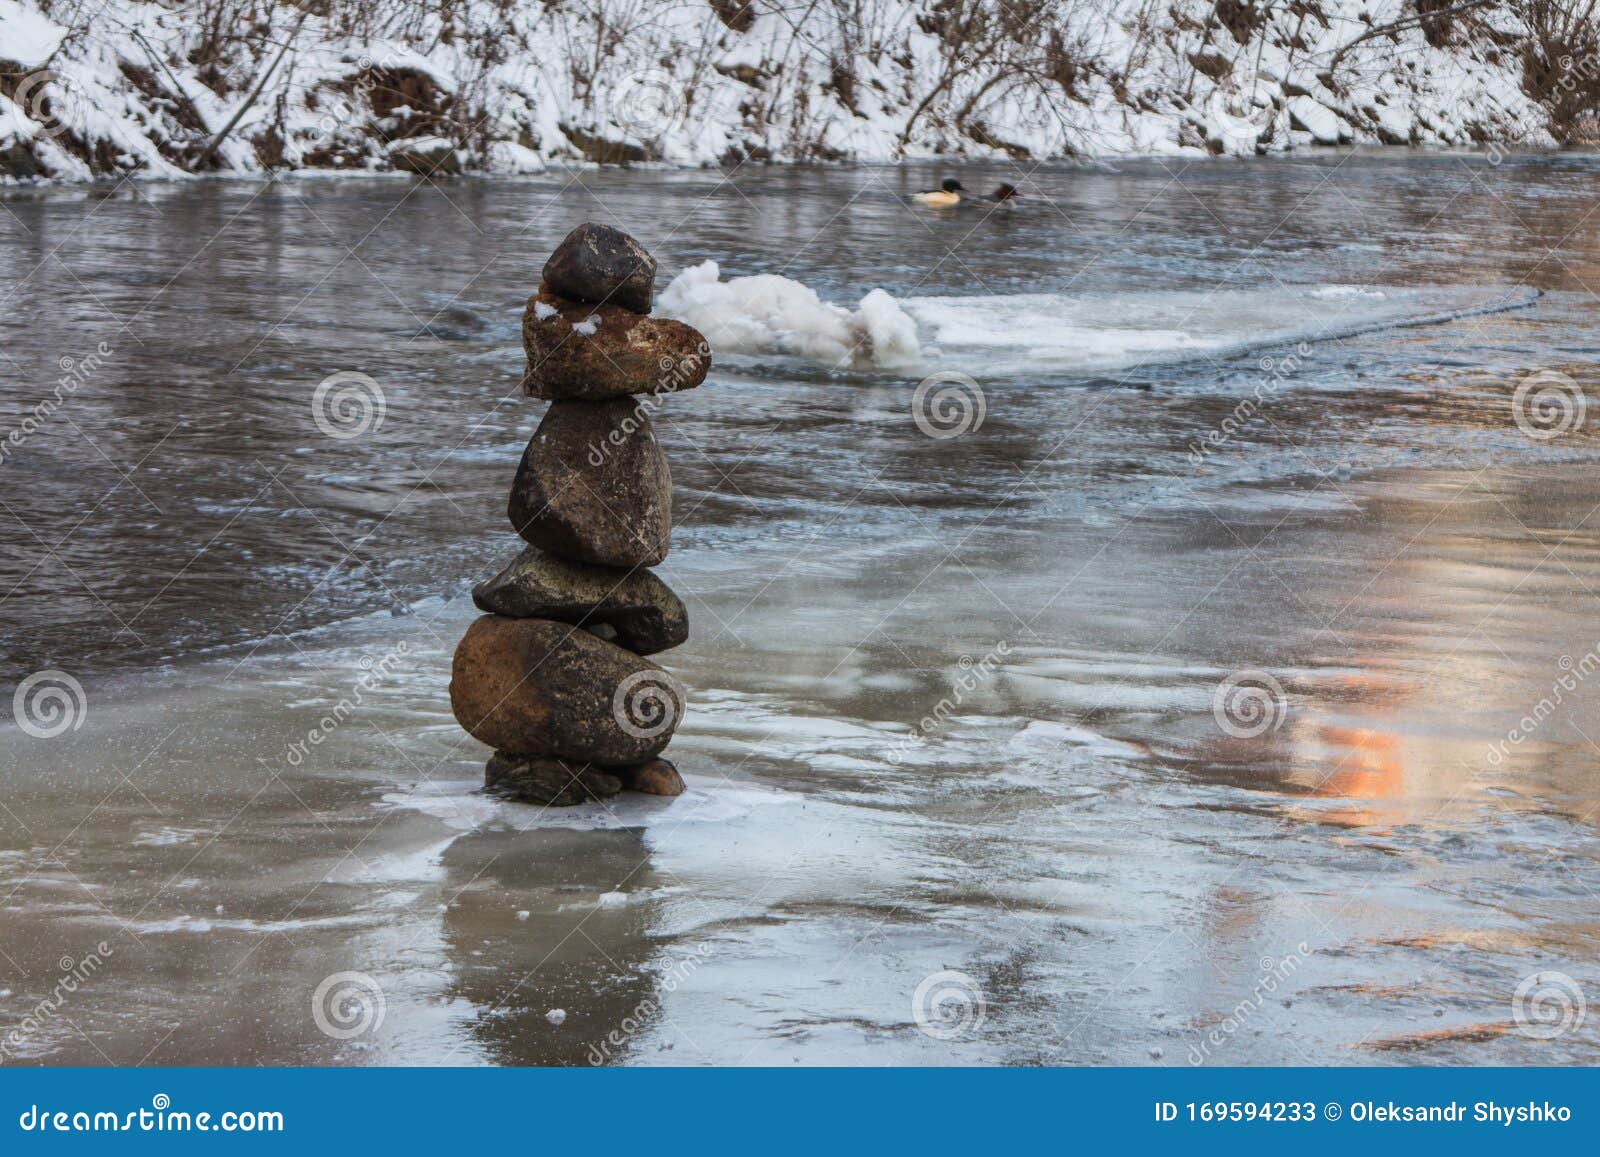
[616,757,687,796]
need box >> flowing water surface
[3,155,1600,1064]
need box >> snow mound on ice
[658,260,920,370]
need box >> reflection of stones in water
[437,826,668,1066]
[1182,667,1413,828]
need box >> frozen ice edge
[383,776,801,833]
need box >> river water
[2,154,1599,1065]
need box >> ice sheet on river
[660,262,1539,378]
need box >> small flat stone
[508,398,671,568]
[522,293,709,401]
[472,546,688,655]
[543,223,657,313]
[616,756,687,797]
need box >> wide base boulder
[472,546,688,654]
[522,293,709,400]
[450,615,683,763]
[507,398,672,568]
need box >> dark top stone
[543,223,657,314]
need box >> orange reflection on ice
[1287,718,1406,829]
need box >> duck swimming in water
[912,178,965,207]
[969,183,1020,210]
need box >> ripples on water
[2,155,1599,1064]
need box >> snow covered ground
[0,0,1561,182]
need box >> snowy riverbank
[0,0,1567,182]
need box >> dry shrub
[709,0,758,32]
[1214,0,1268,46]
[1415,0,1458,47]
[1516,0,1600,142]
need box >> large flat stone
[472,546,688,655]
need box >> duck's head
[992,183,1018,201]
[941,178,964,192]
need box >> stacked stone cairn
[450,223,710,805]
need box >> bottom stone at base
[485,753,621,805]
[484,753,687,805]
